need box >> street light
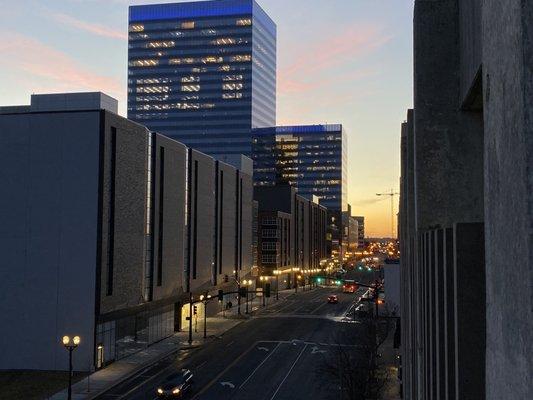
[200,293,212,339]
[62,335,80,400]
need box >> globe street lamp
[62,335,80,400]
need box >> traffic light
[218,289,224,301]
[265,283,271,298]
[336,280,341,285]
[193,305,198,315]
[317,277,322,284]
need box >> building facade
[252,124,347,253]
[0,92,253,372]
[127,0,276,167]
[254,185,328,288]
[399,2,533,399]
[354,216,365,248]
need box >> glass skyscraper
[252,124,347,212]
[128,0,276,165]
[252,124,348,254]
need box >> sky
[0,0,413,237]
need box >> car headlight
[172,388,181,394]
[157,388,163,394]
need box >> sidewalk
[378,329,401,400]
[49,288,299,400]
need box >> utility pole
[376,189,399,238]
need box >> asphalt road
[96,281,370,400]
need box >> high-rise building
[354,216,365,248]
[127,0,276,167]
[252,124,347,253]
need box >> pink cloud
[50,12,127,40]
[278,25,392,95]
[0,32,123,99]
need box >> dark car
[327,295,338,304]
[156,369,193,398]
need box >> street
[95,281,369,400]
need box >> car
[327,295,338,304]
[156,369,194,398]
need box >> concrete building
[0,92,253,372]
[399,2,533,400]
[254,185,328,288]
[127,0,276,167]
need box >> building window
[222,83,243,90]
[262,242,277,251]
[262,254,278,264]
[146,41,175,48]
[236,18,252,26]
[261,217,278,226]
[129,24,144,32]
[262,229,278,238]
[129,59,159,67]
[181,85,200,92]
[212,38,236,45]
[231,54,251,62]
[106,128,117,296]
[181,21,195,29]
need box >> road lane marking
[309,301,328,314]
[257,346,270,352]
[269,344,308,400]
[220,381,235,388]
[225,340,234,347]
[192,341,260,399]
[238,342,281,389]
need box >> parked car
[156,369,194,398]
[327,295,339,304]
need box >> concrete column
[435,229,446,400]
[443,228,455,400]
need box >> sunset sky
[0,0,413,237]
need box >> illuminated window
[218,65,231,72]
[136,86,170,93]
[201,103,215,109]
[236,18,252,26]
[181,21,195,29]
[129,24,144,32]
[130,59,159,67]
[262,217,278,225]
[146,41,175,48]
[191,67,207,73]
[202,56,223,63]
[222,75,243,81]
[212,38,236,45]
[262,254,278,264]
[222,83,243,90]
[202,29,217,36]
[169,58,195,65]
[222,92,243,99]
[181,76,199,83]
[231,54,251,62]
[181,84,200,92]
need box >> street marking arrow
[311,346,327,354]
[220,381,235,389]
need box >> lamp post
[243,280,252,314]
[62,335,80,400]
[274,270,279,300]
[200,293,212,339]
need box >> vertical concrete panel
[0,111,100,371]
[152,135,186,300]
[482,1,533,398]
[443,228,456,400]
[99,113,147,313]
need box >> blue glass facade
[251,124,347,213]
[128,0,276,163]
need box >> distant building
[254,185,328,288]
[354,216,365,248]
[127,0,276,167]
[252,124,347,253]
[0,92,253,372]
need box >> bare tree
[318,308,393,399]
